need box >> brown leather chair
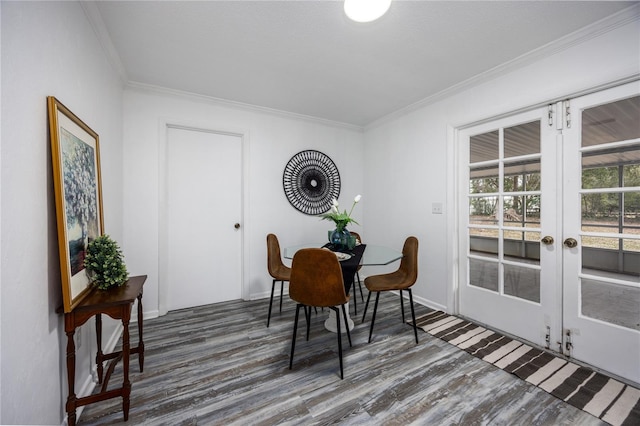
[289,248,352,379]
[348,231,365,314]
[266,233,291,327]
[361,236,419,344]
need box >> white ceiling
[92,1,637,127]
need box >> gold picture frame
[48,97,104,312]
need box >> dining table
[284,243,403,332]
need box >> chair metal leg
[279,281,284,312]
[267,279,276,327]
[356,272,364,302]
[352,282,358,316]
[341,304,352,348]
[331,306,344,380]
[361,291,372,323]
[290,304,302,369]
[368,292,380,343]
[304,305,311,341]
[400,289,405,323]
[408,289,418,344]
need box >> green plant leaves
[84,235,128,290]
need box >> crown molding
[80,1,128,84]
[81,2,358,130]
[365,3,640,131]
[82,0,637,132]
[126,82,364,132]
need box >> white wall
[1,2,124,424]
[0,1,638,424]
[0,2,4,421]
[122,88,365,317]
[363,15,640,312]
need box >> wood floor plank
[78,293,605,425]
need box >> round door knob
[234,223,241,229]
[563,238,578,248]
[541,236,554,245]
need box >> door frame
[157,120,249,316]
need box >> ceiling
[92,1,637,128]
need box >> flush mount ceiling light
[344,0,391,23]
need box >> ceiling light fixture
[344,0,391,23]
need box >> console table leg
[122,317,131,421]
[137,294,144,372]
[65,326,77,426]
[95,313,104,383]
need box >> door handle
[541,236,554,245]
[563,238,578,248]
[234,223,241,229]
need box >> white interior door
[163,126,242,311]
[562,82,640,384]
[459,108,561,348]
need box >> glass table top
[284,244,403,266]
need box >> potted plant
[84,234,128,290]
[320,194,361,250]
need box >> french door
[459,108,560,349]
[562,83,640,383]
[459,81,640,384]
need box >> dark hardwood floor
[78,292,604,425]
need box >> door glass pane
[469,258,498,292]
[582,235,620,250]
[503,231,541,261]
[581,192,621,232]
[503,195,541,227]
[469,196,498,224]
[582,193,640,235]
[582,165,620,189]
[582,96,640,147]
[469,228,498,259]
[581,279,640,330]
[504,160,541,191]
[624,164,640,186]
[623,238,640,253]
[582,236,640,276]
[582,146,640,189]
[470,130,499,163]
[504,121,540,158]
[504,264,540,303]
[470,165,499,193]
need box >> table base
[324,302,355,333]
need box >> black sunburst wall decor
[283,150,341,215]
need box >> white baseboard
[410,292,448,313]
[251,284,290,301]
[144,309,160,320]
[252,277,448,314]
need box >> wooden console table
[63,275,146,426]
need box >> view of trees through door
[580,122,640,329]
[468,121,543,303]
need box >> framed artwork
[48,97,104,312]
[282,150,341,215]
